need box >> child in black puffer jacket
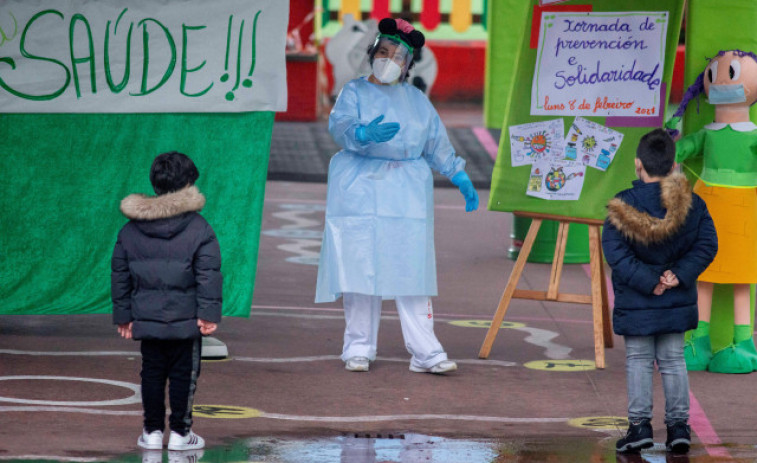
[112,151,221,451]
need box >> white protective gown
[315,77,465,303]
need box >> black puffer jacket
[602,174,717,336]
[111,186,222,340]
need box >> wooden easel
[478,211,613,368]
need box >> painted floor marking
[472,127,499,160]
[251,305,592,325]
[258,413,568,424]
[0,376,140,406]
[0,350,516,368]
[0,406,140,415]
[689,390,732,459]
[235,355,517,368]
[262,203,324,266]
[251,311,571,359]
[0,404,567,426]
[0,349,136,356]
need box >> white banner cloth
[0,0,288,112]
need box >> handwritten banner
[0,0,288,113]
[531,11,667,117]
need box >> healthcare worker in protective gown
[315,18,479,374]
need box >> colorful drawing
[508,119,565,167]
[581,135,597,153]
[565,116,625,171]
[526,160,586,201]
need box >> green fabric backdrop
[485,0,684,220]
[0,112,273,317]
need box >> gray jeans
[624,333,689,425]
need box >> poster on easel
[487,0,684,219]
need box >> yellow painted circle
[449,320,526,329]
[523,359,596,371]
[567,416,628,430]
[193,404,263,419]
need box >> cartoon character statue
[666,50,757,373]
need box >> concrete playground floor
[1,181,757,462]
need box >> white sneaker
[168,449,205,463]
[167,430,205,451]
[137,429,164,450]
[409,360,458,374]
[345,356,370,371]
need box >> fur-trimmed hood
[606,173,692,246]
[120,185,205,221]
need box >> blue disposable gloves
[451,171,479,212]
[356,115,400,144]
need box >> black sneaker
[616,418,654,453]
[666,421,691,454]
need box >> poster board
[487,0,685,221]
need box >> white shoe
[168,449,205,463]
[137,429,164,450]
[409,360,458,374]
[345,356,370,371]
[167,430,205,451]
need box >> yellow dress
[694,181,757,283]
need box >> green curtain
[0,112,273,317]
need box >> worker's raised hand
[356,115,400,144]
[451,171,479,212]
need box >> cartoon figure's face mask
[704,51,757,107]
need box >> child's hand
[662,270,679,288]
[117,322,133,339]
[653,283,667,295]
[198,319,217,336]
[659,272,678,290]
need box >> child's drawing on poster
[508,119,565,167]
[565,116,624,171]
[526,160,586,200]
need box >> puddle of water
[4,434,753,463]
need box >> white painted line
[0,349,137,356]
[0,406,140,415]
[235,355,342,363]
[250,305,593,325]
[234,356,517,368]
[260,413,568,424]
[0,406,566,428]
[0,376,141,406]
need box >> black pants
[140,337,201,435]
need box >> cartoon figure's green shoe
[684,334,711,371]
[708,338,757,374]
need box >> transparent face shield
[370,35,413,84]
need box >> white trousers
[341,292,448,369]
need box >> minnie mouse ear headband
[377,18,425,54]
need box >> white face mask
[372,58,402,84]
